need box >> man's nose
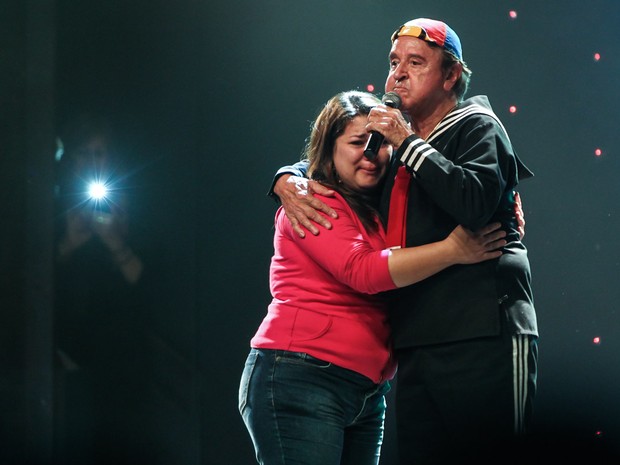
[392,63,407,82]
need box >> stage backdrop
[2,0,619,464]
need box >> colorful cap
[391,18,463,60]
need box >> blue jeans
[239,348,391,465]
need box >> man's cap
[391,18,462,61]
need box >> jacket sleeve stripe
[399,136,437,172]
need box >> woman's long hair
[304,90,384,233]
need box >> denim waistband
[267,348,328,365]
[251,348,388,388]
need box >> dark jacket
[382,95,537,348]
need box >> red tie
[385,165,411,249]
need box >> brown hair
[303,90,384,233]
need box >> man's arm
[367,103,527,235]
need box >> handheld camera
[87,181,112,223]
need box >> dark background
[2,0,619,463]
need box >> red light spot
[366,84,375,92]
[595,430,603,438]
[509,105,517,113]
[594,52,601,61]
[509,10,518,19]
[593,336,601,345]
[595,148,602,157]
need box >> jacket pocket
[290,308,333,342]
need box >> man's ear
[443,62,462,92]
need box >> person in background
[239,90,507,465]
[272,18,538,465]
[53,115,147,465]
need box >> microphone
[364,92,402,160]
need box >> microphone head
[382,91,402,109]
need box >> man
[272,18,537,464]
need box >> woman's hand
[446,222,507,265]
[514,191,525,239]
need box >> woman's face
[333,115,392,192]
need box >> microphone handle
[363,99,399,160]
[363,132,384,160]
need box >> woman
[238,90,505,465]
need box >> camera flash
[88,182,108,200]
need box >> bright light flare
[88,181,109,200]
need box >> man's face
[385,36,448,116]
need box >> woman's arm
[387,223,505,288]
[283,194,505,294]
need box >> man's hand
[366,104,413,149]
[273,174,338,238]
